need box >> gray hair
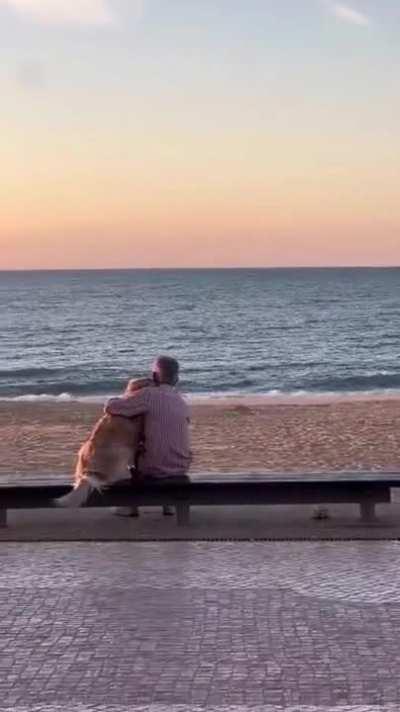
[152,356,180,385]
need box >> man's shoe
[162,505,174,516]
[112,506,139,517]
[311,506,330,520]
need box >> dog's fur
[56,378,150,507]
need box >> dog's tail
[54,479,94,508]
[55,442,99,507]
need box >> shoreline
[2,391,400,408]
[191,392,400,407]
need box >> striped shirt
[105,385,191,477]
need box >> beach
[1,397,399,479]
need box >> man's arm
[124,377,153,396]
[105,388,150,418]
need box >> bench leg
[176,503,190,527]
[0,509,7,528]
[360,501,376,522]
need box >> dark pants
[114,472,189,517]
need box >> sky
[0,0,399,269]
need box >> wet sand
[0,398,399,479]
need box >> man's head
[152,356,180,386]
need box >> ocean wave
[0,379,127,397]
[1,370,400,402]
[0,366,63,378]
[306,373,400,392]
[2,387,400,405]
[5,392,77,403]
[0,392,109,404]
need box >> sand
[0,398,399,480]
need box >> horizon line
[1,265,400,273]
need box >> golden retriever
[56,378,151,507]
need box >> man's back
[106,384,191,476]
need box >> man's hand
[105,386,150,417]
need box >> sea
[1,268,399,403]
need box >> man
[105,356,192,516]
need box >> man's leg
[113,474,189,518]
[112,466,142,517]
[161,474,190,516]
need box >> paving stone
[1,542,400,710]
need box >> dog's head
[125,377,153,395]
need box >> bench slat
[0,480,392,508]
[2,471,400,488]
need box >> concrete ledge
[1,502,400,541]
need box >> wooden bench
[1,472,400,527]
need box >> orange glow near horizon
[2,131,399,269]
[1,1,399,269]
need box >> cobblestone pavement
[1,707,400,712]
[2,542,400,711]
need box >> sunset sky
[1,0,399,269]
